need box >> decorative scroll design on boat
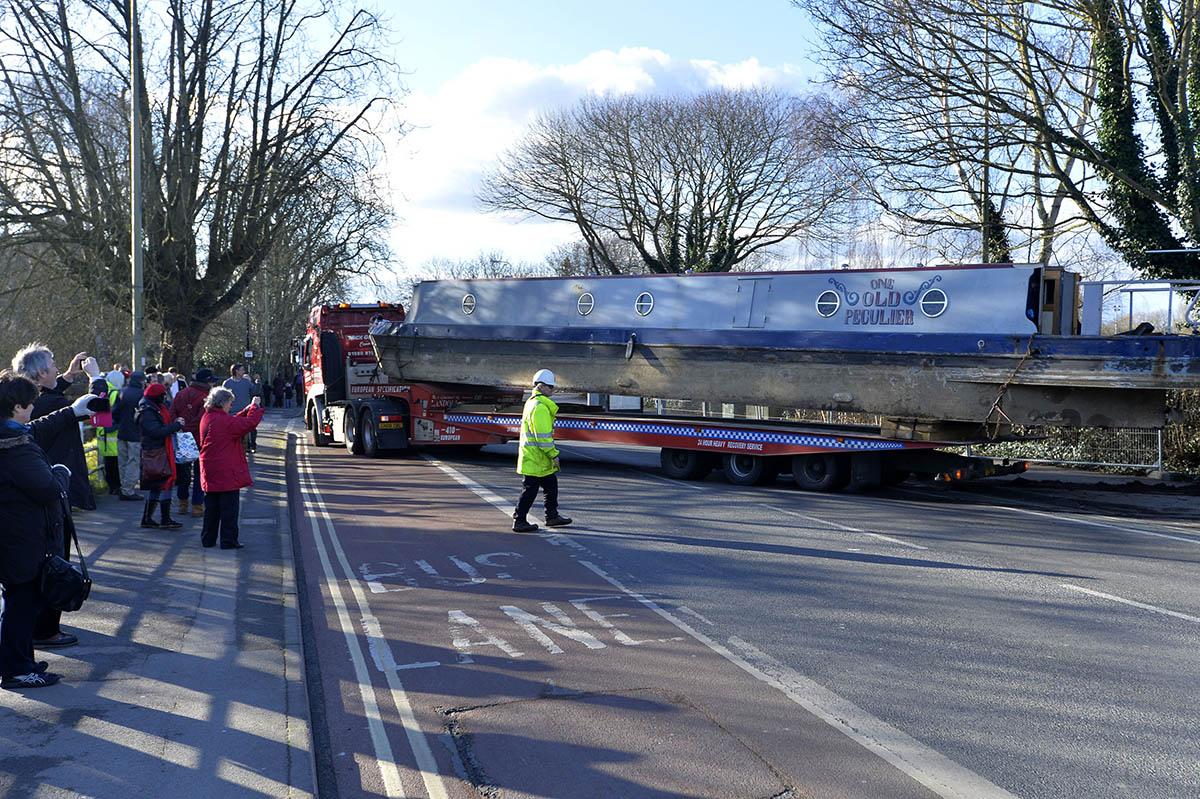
[827,277,860,306]
[903,275,942,305]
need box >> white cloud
[386,48,813,274]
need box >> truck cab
[299,302,407,452]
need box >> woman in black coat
[0,371,88,689]
[135,383,183,529]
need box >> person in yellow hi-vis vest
[512,369,573,533]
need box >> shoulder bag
[141,446,172,483]
[41,510,91,613]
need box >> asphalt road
[286,421,1200,799]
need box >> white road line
[1060,584,1200,624]
[893,487,1200,546]
[645,472,707,491]
[294,449,406,797]
[998,505,1200,545]
[865,532,929,551]
[557,444,602,461]
[600,470,931,550]
[575,559,1019,799]
[297,442,449,799]
[677,605,715,626]
[422,455,543,526]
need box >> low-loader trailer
[299,302,1024,491]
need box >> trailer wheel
[659,448,714,480]
[309,406,330,447]
[792,453,849,492]
[343,409,362,455]
[723,453,778,486]
[360,410,380,458]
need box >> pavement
[0,413,313,799]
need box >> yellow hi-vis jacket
[516,391,559,477]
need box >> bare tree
[543,236,648,276]
[388,251,546,309]
[0,0,398,373]
[233,168,392,380]
[0,241,133,368]
[798,0,1200,277]
[480,89,852,274]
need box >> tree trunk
[159,323,203,379]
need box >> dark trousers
[103,455,120,493]
[514,474,558,522]
[175,461,205,505]
[1,579,40,678]
[202,490,241,547]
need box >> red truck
[298,302,1025,491]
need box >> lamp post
[129,0,144,368]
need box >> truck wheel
[310,406,330,447]
[360,410,380,458]
[659,448,714,480]
[792,454,850,492]
[344,409,362,455]
[723,453,778,486]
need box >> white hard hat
[532,369,556,387]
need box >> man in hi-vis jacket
[512,369,573,533]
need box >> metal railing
[1080,278,1200,334]
[965,427,1164,472]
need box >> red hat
[143,383,167,399]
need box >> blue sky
[392,1,820,93]
[375,1,825,279]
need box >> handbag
[141,446,172,483]
[174,431,199,463]
[41,510,91,613]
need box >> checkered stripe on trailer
[442,414,905,451]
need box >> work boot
[512,520,539,533]
[176,497,189,515]
[140,499,160,528]
[191,503,205,517]
[545,515,573,527]
[159,500,183,530]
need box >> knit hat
[194,367,216,384]
[143,383,168,399]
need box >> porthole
[634,291,654,316]
[461,293,476,315]
[920,288,948,318]
[815,290,841,318]
[577,292,595,316]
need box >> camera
[86,395,110,413]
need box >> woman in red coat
[198,387,263,549]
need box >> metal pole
[129,0,144,368]
[981,19,991,263]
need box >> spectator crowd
[0,345,284,691]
